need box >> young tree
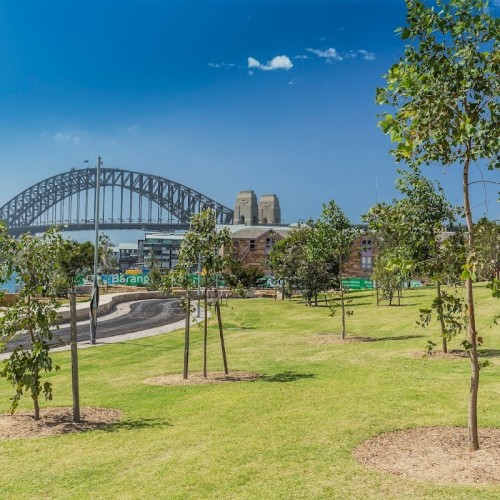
[370,255,405,306]
[55,238,95,423]
[147,261,166,291]
[297,259,336,306]
[377,0,499,450]
[0,226,63,420]
[365,168,459,351]
[268,227,311,300]
[177,208,233,378]
[308,201,359,339]
[57,240,95,296]
[160,265,194,379]
[222,261,265,295]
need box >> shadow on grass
[478,349,500,358]
[223,326,256,330]
[261,371,316,383]
[299,301,375,308]
[100,418,172,433]
[377,334,425,342]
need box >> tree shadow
[261,371,316,383]
[100,417,172,433]
[223,326,256,330]
[376,334,426,342]
[478,349,500,358]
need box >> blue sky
[0,0,498,241]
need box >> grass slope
[0,285,499,499]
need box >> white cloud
[305,47,375,62]
[127,125,141,134]
[209,62,240,70]
[294,54,308,60]
[306,47,343,61]
[248,57,261,69]
[247,55,293,71]
[358,49,376,61]
[54,131,82,145]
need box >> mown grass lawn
[1,285,499,499]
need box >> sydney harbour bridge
[0,167,234,236]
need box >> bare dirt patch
[310,333,377,345]
[354,427,500,486]
[144,371,261,386]
[0,407,122,440]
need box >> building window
[361,239,373,271]
[361,256,373,271]
[362,239,372,252]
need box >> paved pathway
[0,295,203,359]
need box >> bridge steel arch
[0,168,234,235]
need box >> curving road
[3,298,185,352]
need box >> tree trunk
[203,283,208,378]
[463,154,480,451]
[70,292,81,422]
[183,293,190,380]
[33,392,40,421]
[436,282,448,354]
[376,286,380,306]
[315,294,318,307]
[26,297,41,420]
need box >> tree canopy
[377,0,499,451]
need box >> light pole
[90,156,101,344]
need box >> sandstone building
[234,191,281,226]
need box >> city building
[229,226,375,279]
[138,232,185,270]
[258,194,281,224]
[229,227,292,274]
[233,191,283,226]
[234,190,258,225]
[110,243,139,271]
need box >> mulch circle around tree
[354,427,500,486]
[310,333,378,344]
[144,371,261,386]
[0,407,122,440]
